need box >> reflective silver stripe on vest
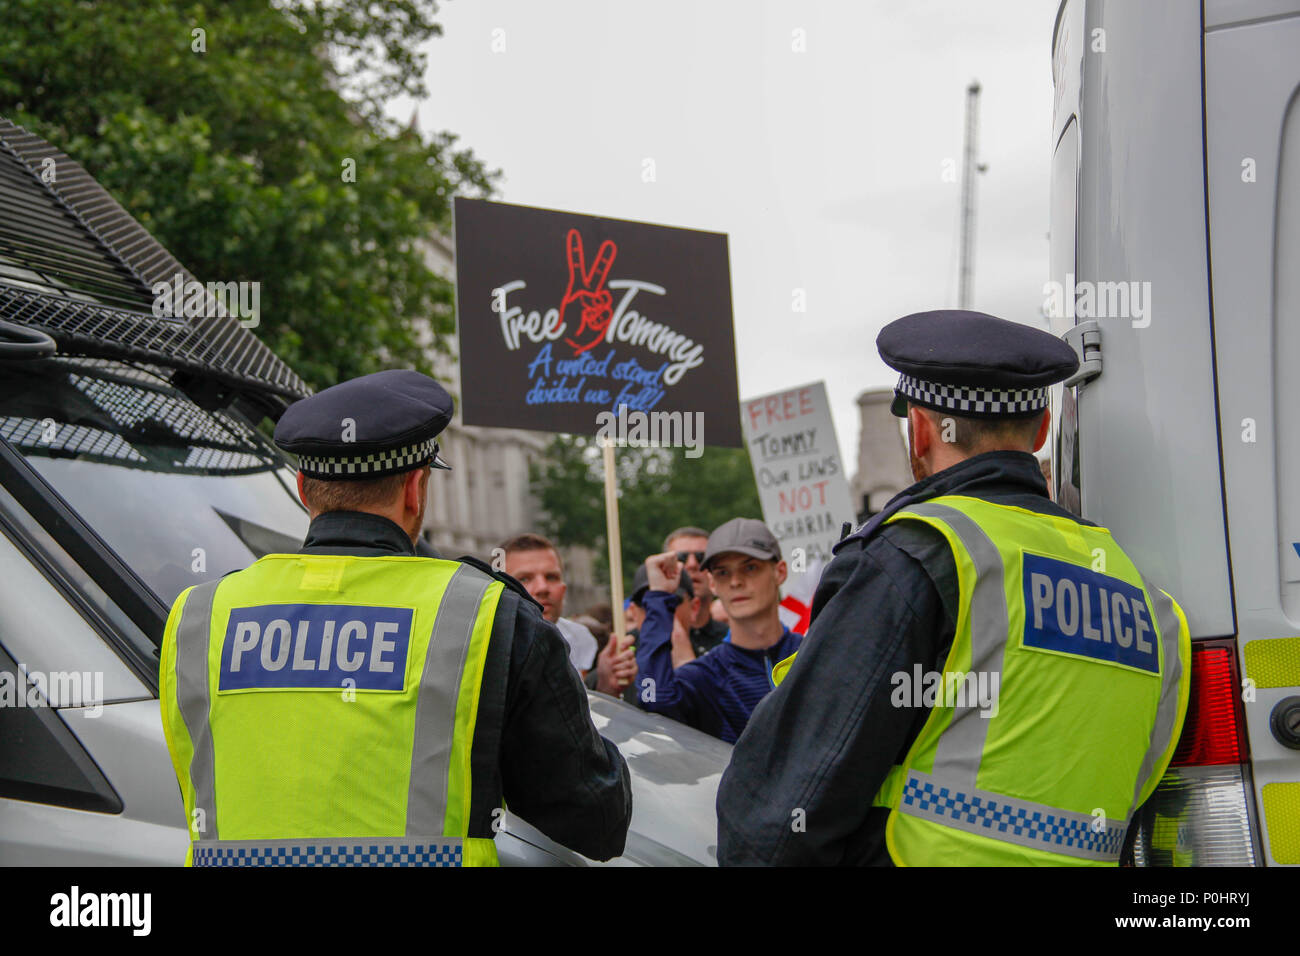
[1128,578,1185,817]
[899,769,1128,862]
[898,502,1005,783]
[191,836,464,867]
[174,580,222,841]
[405,565,494,836]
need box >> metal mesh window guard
[0,117,310,403]
[0,357,279,475]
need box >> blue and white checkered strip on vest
[899,770,1128,861]
[192,837,465,867]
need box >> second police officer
[717,310,1192,866]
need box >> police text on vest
[219,604,413,691]
[1022,554,1159,674]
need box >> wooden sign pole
[601,437,626,646]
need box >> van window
[0,634,121,812]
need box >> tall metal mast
[958,80,988,310]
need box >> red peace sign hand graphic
[560,229,617,356]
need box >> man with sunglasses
[662,526,730,659]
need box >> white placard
[741,381,855,573]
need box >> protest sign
[742,382,855,571]
[453,197,742,447]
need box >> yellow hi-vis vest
[867,495,1192,866]
[159,552,505,867]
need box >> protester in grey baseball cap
[702,517,782,570]
[633,515,800,744]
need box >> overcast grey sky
[387,0,1061,462]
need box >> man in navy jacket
[635,518,802,744]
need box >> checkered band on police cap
[896,373,1048,417]
[297,437,439,480]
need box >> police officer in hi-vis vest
[160,370,632,866]
[717,310,1191,866]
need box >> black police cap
[877,310,1079,419]
[273,369,454,480]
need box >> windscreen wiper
[0,317,55,358]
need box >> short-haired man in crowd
[500,533,637,697]
[635,518,803,743]
[630,562,700,670]
[663,526,730,659]
[590,566,696,706]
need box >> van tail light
[1169,643,1246,766]
[1131,639,1260,866]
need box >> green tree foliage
[0,0,497,388]
[530,435,764,592]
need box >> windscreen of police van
[0,357,308,606]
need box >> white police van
[0,118,728,866]
[1050,0,1300,865]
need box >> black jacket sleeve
[716,528,952,865]
[497,591,633,861]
